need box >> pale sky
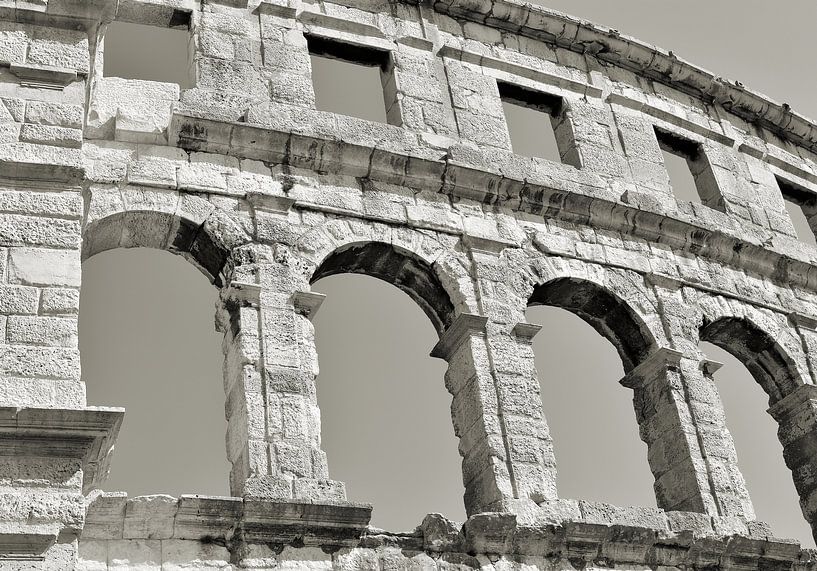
[83,2,817,544]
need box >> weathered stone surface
[1,0,817,568]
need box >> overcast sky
[83,2,817,544]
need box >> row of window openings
[107,22,817,247]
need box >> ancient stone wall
[2,0,817,568]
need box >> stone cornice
[170,111,817,295]
[0,406,124,493]
[430,0,817,154]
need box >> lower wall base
[67,493,817,571]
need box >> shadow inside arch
[528,277,656,372]
[310,242,455,336]
[700,317,800,405]
[83,210,230,287]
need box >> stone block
[8,247,80,286]
[88,78,179,143]
[108,539,161,570]
[27,27,89,72]
[6,315,77,347]
[122,495,178,540]
[19,123,82,148]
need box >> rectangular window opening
[776,176,817,247]
[498,81,564,163]
[103,19,193,88]
[307,35,393,125]
[654,127,709,205]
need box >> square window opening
[103,19,194,88]
[654,127,717,206]
[307,35,394,125]
[498,82,564,163]
[776,176,817,247]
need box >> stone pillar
[621,348,721,514]
[487,320,558,506]
[431,313,554,514]
[432,313,510,514]
[680,354,755,519]
[768,384,817,542]
[218,262,345,501]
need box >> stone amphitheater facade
[4,0,817,568]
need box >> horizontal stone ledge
[0,406,123,493]
[0,2,115,30]
[84,492,372,547]
[81,493,809,563]
[8,62,77,88]
[167,110,817,295]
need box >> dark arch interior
[528,277,654,372]
[700,317,798,405]
[82,211,229,286]
[310,242,455,336]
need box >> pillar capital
[292,291,326,320]
[619,347,683,389]
[430,313,489,360]
[768,383,817,422]
[700,357,724,377]
[512,321,542,343]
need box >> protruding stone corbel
[767,383,817,422]
[512,322,542,343]
[9,63,77,89]
[789,312,817,331]
[430,313,488,360]
[397,36,434,51]
[700,357,724,377]
[463,234,519,256]
[620,347,683,389]
[292,291,326,321]
[247,192,296,215]
[224,281,263,306]
[257,0,298,18]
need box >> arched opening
[700,318,813,546]
[80,200,242,497]
[527,277,657,506]
[310,242,464,530]
[80,247,230,496]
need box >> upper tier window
[776,176,817,247]
[103,20,193,88]
[498,82,566,164]
[307,35,395,125]
[654,127,722,209]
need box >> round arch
[82,188,251,286]
[311,241,456,335]
[700,316,804,405]
[528,276,658,372]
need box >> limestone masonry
[3,0,817,568]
